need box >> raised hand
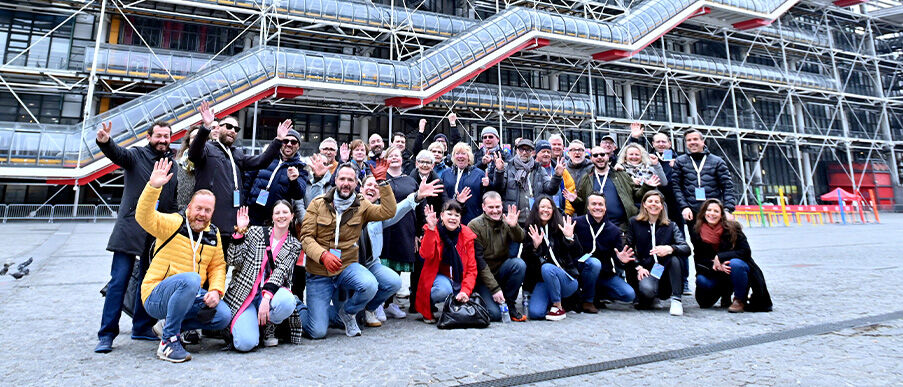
[645,174,661,187]
[528,224,544,249]
[614,245,635,264]
[419,118,427,133]
[371,159,389,181]
[276,119,292,140]
[309,154,327,178]
[504,204,520,227]
[494,151,506,171]
[562,189,577,203]
[455,186,472,204]
[424,204,437,230]
[287,166,299,181]
[558,215,576,239]
[339,143,350,162]
[481,169,490,187]
[149,159,173,188]
[448,112,457,127]
[199,101,215,128]
[482,153,493,167]
[417,179,443,200]
[96,121,112,143]
[649,154,659,166]
[554,157,566,176]
[630,122,644,138]
[236,206,250,231]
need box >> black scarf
[438,226,464,284]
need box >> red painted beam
[218,88,275,118]
[48,163,120,186]
[593,5,708,62]
[833,0,867,7]
[275,86,305,99]
[732,18,773,30]
[385,37,548,109]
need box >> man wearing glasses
[474,126,511,171]
[572,146,658,230]
[189,101,289,253]
[244,129,309,225]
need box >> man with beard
[535,140,572,214]
[368,134,385,162]
[298,161,397,339]
[494,138,564,224]
[136,160,231,363]
[573,146,658,230]
[244,129,309,225]
[189,101,288,253]
[94,120,178,353]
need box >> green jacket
[467,214,525,274]
[572,168,653,230]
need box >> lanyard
[543,224,573,280]
[454,167,464,194]
[184,217,202,273]
[593,170,609,192]
[525,170,534,198]
[333,212,342,249]
[650,221,657,251]
[690,155,707,187]
[585,215,605,255]
[265,160,284,191]
[215,140,239,190]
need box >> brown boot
[728,299,745,313]
[582,302,599,314]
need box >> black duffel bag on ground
[437,292,490,329]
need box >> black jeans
[632,255,682,306]
[291,265,306,302]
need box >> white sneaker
[262,323,278,347]
[385,303,407,319]
[152,319,165,338]
[374,305,387,322]
[364,310,382,327]
[337,310,361,337]
[670,299,683,316]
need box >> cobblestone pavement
[1,215,901,385]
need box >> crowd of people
[93,102,771,363]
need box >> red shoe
[545,306,566,321]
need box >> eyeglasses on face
[570,148,585,153]
[482,135,496,140]
[321,147,336,152]
[220,123,240,132]
[416,160,434,165]
[283,139,299,145]
[591,153,606,158]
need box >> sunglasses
[482,135,496,140]
[220,123,240,132]
[591,153,606,158]
[283,139,299,145]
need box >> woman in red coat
[416,200,479,323]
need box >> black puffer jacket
[624,217,691,270]
[672,149,736,213]
[98,140,178,256]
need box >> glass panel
[324,55,343,83]
[144,96,173,124]
[377,62,394,88]
[127,51,150,78]
[170,55,190,77]
[342,59,361,84]
[239,55,266,85]
[122,105,151,138]
[38,132,66,164]
[163,87,195,121]
[203,70,233,102]
[306,55,325,81]
[10,132,40,164]
[396,65,411,90]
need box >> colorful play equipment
[732,187,881,227]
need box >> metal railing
[0,204,119,223]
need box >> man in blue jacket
[243,129,309,225]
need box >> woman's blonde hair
[617,143,651,167]
[635,190,670,226]
[450,142,474,165]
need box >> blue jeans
[578,257,602,303]
[431,274,456,304]
[365,262,402,312]
[98,251,156,339]
[695,259,751,308]
[143,272,232,339]
[596,272,636,303]
[300,263,377,339]
[496,257,527,307]
[231,288,295,352]
[528,264,579,319]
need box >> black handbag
[100,228,180,317]
[437,292,491,329]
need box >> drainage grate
[462,310,903,387]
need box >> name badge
[694,187,706,201]
[528,197,535,209]
[329,248,342,261]
[155,200,159,210]
[650,263,665,279]
[256,189,270,206]
[662,150,673,161]
[233,190,241,207]
[578,253,591,263]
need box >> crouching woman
[225,201,302,351]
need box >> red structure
[826,162,895,210]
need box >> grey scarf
[333,190,355,215]
[510,157,535,190]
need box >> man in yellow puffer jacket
[137,159,230,363]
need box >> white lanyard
[333,210,342,249]
[650,221,657,251]
[525,170,533,198]
[265,160,284,191]
[184,217,202,273]
[543,224,573,280]
[585,215,605,255]
[454,167,464,194]
[593,171,609,192]
[690,155,707,187]
[215,140,239,190]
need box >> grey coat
[491,161,562,223]
[98,140,178,256]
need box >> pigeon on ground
[17,257,33,271]
[10,268,29,279]
[0,261,12,276]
